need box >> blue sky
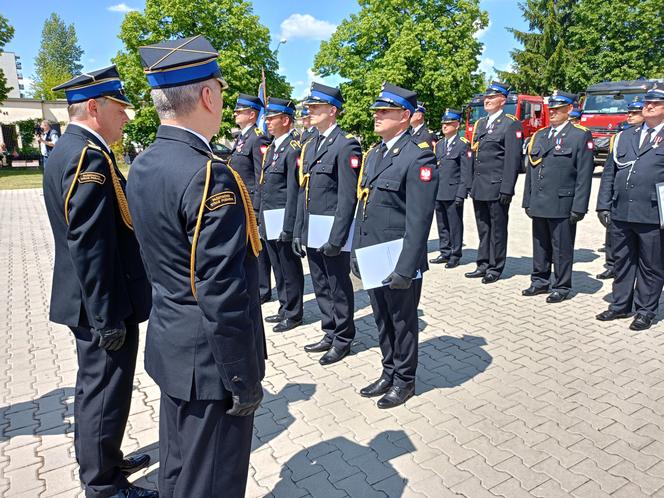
[1,0,527,98]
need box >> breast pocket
[553,147,573,157]
[372,177,402,206]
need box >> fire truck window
[520,102,532,120]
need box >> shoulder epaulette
[418,142,430,149]
[345,133,355,139]
[460,137,470,144]
[254,127,264,136]
[505,114,518,121]
[289,140,300,150]
[573,123,589,131]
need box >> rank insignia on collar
[392,148,399,154]
[419,166,432,182]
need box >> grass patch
[0,163,130,191]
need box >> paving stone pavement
[1,175,664,497]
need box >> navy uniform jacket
[230,126,270,211]
[300,127,319,145]
[259,133,301,238]
[597,126,664,224]
[470,112,523,201]
[126,125,266,402]
[42,124,151,329]
[435,135,472,202]
[295,125,361,247]
[523,122,594,218]
[353,132,438,277]
[411,125,436,148]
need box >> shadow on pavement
[0,387,74,441]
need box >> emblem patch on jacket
[586,141,594,150]
[205,191,236,211]
[419,166,432,182]
[350,156,360,169]
[78,172,106,185]
[516,131,523,139]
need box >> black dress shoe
[260,294,272,304]
[445,260,460,269]
[319,346,350,365]
[596,269,616,280]
[546,291,567,303]
[465,268,486,278]
[481,273,499,284]
[360,378,392,397]
[114,485,159,498]
[273,318,302,333]
[522,286,549,296]
[629,314,652,331]
[377,385,415,409]
[304,338,332,353]
[264,314,284,324]
[596,309,631,321]
[429,254,449,264]
[119,453,151,477]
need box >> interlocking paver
[2,179,664,497]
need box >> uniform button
[95,315,103,322]
[385,183,390,188]
[231,376,241,383]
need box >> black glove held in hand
[498,193,512,206]
[318,242,342,257]
[226,382,264,417]
[381,271,412,290]
[350,255,361,278]
[94,324,126,352]
[278,231,293,243]
[569,212,585,224]
[292,238,306,258]
[454,197,464,207]
[597,210,611,228]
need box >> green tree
[115,0,292,146]
[33,13,84,100]
[0,14,16,102]
[497,0,577,95]
[313,0,488,144]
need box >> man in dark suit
[260,97,304,332]
[231,93,273,303]
[127,36,266,497]
[430,108,472,268]
[294,82,361,365]
[522,91,594,303]
[410,101,436,147]
[299,107,319,145]
[43,66,155,498]
[352,83,438,408]
[466,81,523,283]
[597,99,645,280]
[596,84,664,330]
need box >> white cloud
[478,57,496,76]
[474,19,491,39]
[107,3,138,13]
[280,14,337,41]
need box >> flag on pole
[257,68,267,134]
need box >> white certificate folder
[657,182,664,228]
[355,238,406,290]
[307,214,353,251]
[263,208,285,240]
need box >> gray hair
[151,81,208,119]
[67,98,108,119]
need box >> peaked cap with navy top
[441,108,462,123]
[548,90,577,108]
[300,107,310,117]
[234,94,263,112]
[627,98,644,112]
[415,101,427,114]
[264,97,296,117]
[139,35,228,90]
[52,65,132,106]
[485,81,510,97]
[568,108,582,119]
[644,83,664,102]
[303,82,345,109]
[370,82,417,113]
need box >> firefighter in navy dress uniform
[410,101,436,147]
[429,108,472,268]
[126,36,265,497]
[232,93,273,303]
[43,66,155,498]
[596,85,664,331]
[352,83,438,408]
[299,107,319,145]
[293,82,362,365]
[465,81,523,283]
[522,91,594,303]
[260,97,305,332]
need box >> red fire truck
[579,79,658,165]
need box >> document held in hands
[355,238,407,290]
[263,208,286,240]
[307,214,354,251]
[656,182,664,228]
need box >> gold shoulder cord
[258,143,271,185]
[357,148,374,220]
[64,144,133,230]
[298,140,312,208]
[471,120,480,152]
[189,159,262,299]
[527,129,544,166]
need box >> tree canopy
[115,0,292,146]
[313,0,488,144]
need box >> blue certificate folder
[657,182,664,229]
[354,238,421,290]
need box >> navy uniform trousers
[72,322,138,498]
[610,220,664,319]
[257,215,273,301]
[265,239,304,321]
[531,217,576,294]
[368,279,423,388]
[473,200,509,275]
[435,200,464,262]
[603,225,615,271]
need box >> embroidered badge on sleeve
[419,166,432,182]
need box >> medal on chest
[654,136,662,149]
[554,137,562,151]
[235,139,245,153]
[271,151,279,169]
